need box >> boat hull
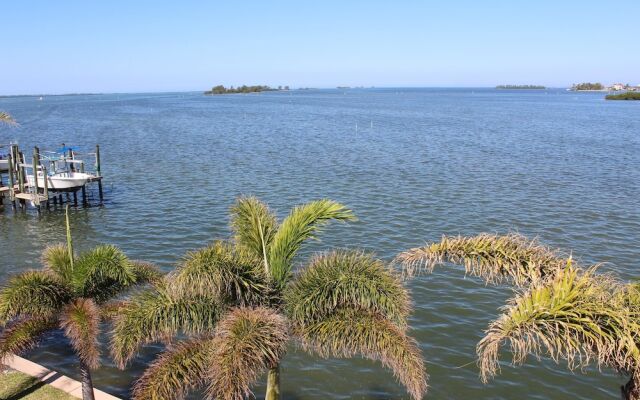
[27,172,92,191]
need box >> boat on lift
[27,145,95,191]
[0,145,10,172]
[27,170,92,191]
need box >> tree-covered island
[204,85,287,95]
[570,82,605,91]
[496,85,546,89]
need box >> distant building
[610,83,625,91]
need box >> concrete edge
[3,354,121,400]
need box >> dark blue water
[1,88,639,399]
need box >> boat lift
[0,144,104,211]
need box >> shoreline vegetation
[2,199,640,399]
[605,92,640,100]
[204,85,289,95]
[496,85,545,89]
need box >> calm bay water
[0,88,639,399]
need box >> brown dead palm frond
[206,307,289,400]
[477,264,640,383]
[60,298,101,370]
[396,233,569,287]
[132,336,215,400]
[294,309,427,400]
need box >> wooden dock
[0,144,104,212]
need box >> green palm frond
[286,250,411,328]
[230,196,278,270]
[396,233,568,287]
[42,244,74,281]
[110,282,221,369]
[171,241,270,307]
[206,307,289,400]
[59,298,101,370]
[268,199,355,285]
[73,245,137,302]
[0,271,72,324]
[130,260,164,285]
[477,265,640,383]
[294,309,427,400]
[0,111,17,126]
[0,316,57,362]
[132,336,214,400]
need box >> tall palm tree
[111,197,427,400]
[0,208,161,400]
[397,233,640,399]
[0,111,17,126]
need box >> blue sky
[2,1,639,94]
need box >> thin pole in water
[65,204,74,270]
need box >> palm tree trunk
[265,364,281,400]
[622,375,640,400]
[79,360,96,400]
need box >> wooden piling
[17,152,25,193]
[96,145,104,202]
[81,185,87,206]
[68,148,75,172]
[32,152,41,211]
[42,166,49,200]
[95,145,101,177]
[7,151,15,208]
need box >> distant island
[605,92,640,100]
[569,82,640,92]
[496,85,545,89]
[204,85,287,95]
[570,82,605,91]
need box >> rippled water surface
[1,89,639,399]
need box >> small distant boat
[27,171,92,191]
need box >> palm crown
[397,233,640,399]
[111,197,428,400]
[0,213,161,400]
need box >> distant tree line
[204,85,288,95]
[496,85,546,89]
[571,82,604,91]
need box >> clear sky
[2,1,639,95]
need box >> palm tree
[0,111,17,126]
[397,233,640,399]
[0,207,161,400]
[111,197,427,400]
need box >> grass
[0,370,74,400]
[605,91,640,100]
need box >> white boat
[27,171,92,191]
[0,159,8,172]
